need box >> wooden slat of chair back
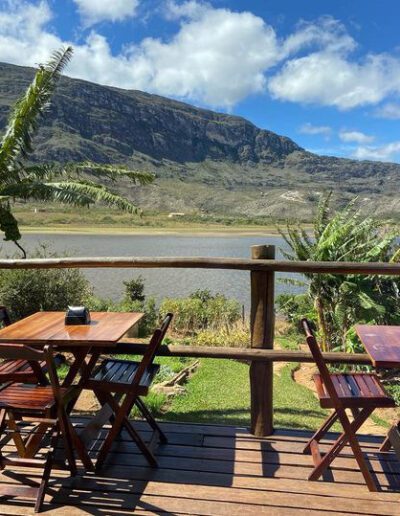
[0,343,45,362]
[131,313,173,388]
[301,318,341,409]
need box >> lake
[0,233,304,310]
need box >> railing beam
[0,256,400,275]
[106,341,372,365]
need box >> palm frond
[69,162,154,184]
[47,181,142,214]
[0,46,73,175]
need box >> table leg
[62,349,89,387]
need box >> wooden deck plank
[0,418,399,515]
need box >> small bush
[159,291,241,335]
[194,322,249,347]
[0,246,92,320]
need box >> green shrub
[123,276,145,302]
[86,276,158,336]
[0,246,92,320]
[159,291,241,335]
[194,322,249,347]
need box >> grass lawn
[155,357,333,431]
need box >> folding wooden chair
[0,343,81,512]
[301,318,395,491]
[0,307,47,384]
[85,313,173,470]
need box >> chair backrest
[0,342,59,392]
[0,306,11,327]
[132,313,173,388]
[301,318,341,408]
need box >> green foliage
[279,194,400,351]
[123,276,145,302]
[194,322,249,347]
[159,291,241,335]
[0,47,153,254]
[276,293,315,324]
[86,275,157,336]
[0,246,92,320]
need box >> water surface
[0,234,303,309]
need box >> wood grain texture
[0,256,399,275]
[0,312,143,347]
[356,324,400,368]
[0,418,399,515]
[250,245,275,437]
[108,340,372,364]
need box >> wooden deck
[1,417,400,515]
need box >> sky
[1,0,400,163]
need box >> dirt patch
[73,389,100,415]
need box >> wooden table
[355,324,400,457]
[0,311,144,466]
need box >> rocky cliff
[1,61,399,219]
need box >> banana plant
[0,47,153,257]
[280,194,400,351]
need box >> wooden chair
[0,343,81,512]
[85,313,173,470]
[0,307,47,384]
[301,318,395,491]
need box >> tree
[0,47,153,257]
[279,194,400,351]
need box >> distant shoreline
[20,225,284,236]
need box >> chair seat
[88,359,160,394]
[313,373,395,409]
[0,383,70,411]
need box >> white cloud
[0,0,284,107]
[299,123,331,136]
[2,1,400,112]
[126,4,281,107]
[269,52,400,109]
[374,102,400,119]
[352,142,400,162]
[282,17,356,56]
[73,0,139,26]
[165,0,208,20]
[339,130,374,144]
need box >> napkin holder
[65,306,91,325]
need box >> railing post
[250,244,275,436]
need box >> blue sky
[1,1,400,163]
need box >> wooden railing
[1,244,399,436]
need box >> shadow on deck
[1,417,400,515]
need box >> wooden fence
[1,244,400,436]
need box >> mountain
[1,61,399,220]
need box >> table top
[355,324,400,368]
[0,311,143,348]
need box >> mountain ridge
[1,61,399,219]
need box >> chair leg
[121,416,158,467]
[34,428,59,513]
[379,424,399,452]
[96,392,158,470]
[0,408,7,470]
[135,397,168,444]
[308,407,374,486]
[343,413,378,492]
[95,394,134,470]
[7,411,26,458]
[303,410,338,454]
